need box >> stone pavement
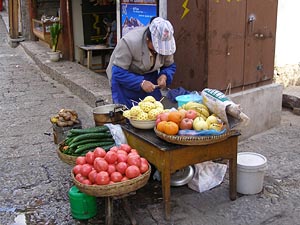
[1,12,300,225]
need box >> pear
[206,115,218,126]
[193,117,208,130]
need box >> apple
[158,112,169,121]
[193,117,208,130]
[185,109,198,120]
[179,118,193,130]
[155,117,161,126]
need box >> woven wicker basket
[154,127,237,145]
[71,166,151,197]
[56,143,77,165]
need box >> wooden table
[78,45,114,72]
[122,124,240,220]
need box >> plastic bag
[104,123,127,146]
[188,161,227,193]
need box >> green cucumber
[69,138,114,149]
[79,148,96,156]
[69,132,112,145]
[65,136,76,145]
[74,141,115,154]
[70,126,109,134]
[101,143,116,151]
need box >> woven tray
[71,166,151,197]
[154,127,237,145]
[56,143,77,166]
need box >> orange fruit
[157,121,167,132]
[164,121,179,135]
[168,111,182,124]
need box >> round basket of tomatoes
[71,144,151,197]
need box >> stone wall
[274,64,300,88]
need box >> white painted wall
[71,0,84,62]
[275,0,300,67]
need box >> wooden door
[167,0,207,91]
[207,0,246,91]
[243,0,278,86]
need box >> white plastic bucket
[237,152,267,195]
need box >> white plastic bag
[104,123,127,146]
[188,161,227,193]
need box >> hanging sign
[120,0,159,37]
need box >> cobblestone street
[1,13,300,225]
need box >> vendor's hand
[141,80,156,93]
[157,75,167,88]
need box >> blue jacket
[111,63,176,108]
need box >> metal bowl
[170,165,195,187]
[129,119,156,129]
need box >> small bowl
[176,94,202,107]
[129,119,156,129]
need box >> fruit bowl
[129,119,156,129]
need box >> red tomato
[120,144,131,153]
[116,162,128,175]
[94,147,106,158]
[121,176,129,182]
[85,151,95,165]
[109,146,119,152]
[139,162,149,174]
[75,174,85,183]
[73,165,82,175]
[107,164,116,175]
[104,151,118,164]
[128,152,139,158]
[127,154,141,167]
[140,157,148,164]
[117,153,128,163]
[110,171,123,182]
[82,179,92,185]
[88,170,97,184]
[126,165,141,179]
[81,164,93,177]
[76,156,86,165]
[95,171,110,185]
[117,150,128,155]
[130,149,139,154]
[94,158,108,172]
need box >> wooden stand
[105,194,137,225]
[122,125,240,220]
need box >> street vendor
[106,17,177,109]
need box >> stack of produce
[122,96,165,120]
[72,144,149,185]
[50,108,80,127]
[155,101,224,136]
[61,126,115,156]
